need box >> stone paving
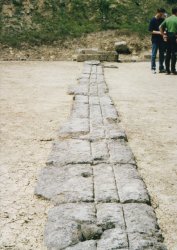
[35,61,167,250]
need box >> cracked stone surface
[35,61,166,249]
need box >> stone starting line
[35,61,166,250]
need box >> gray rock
[45,204,96,249]
[93,164,119,203]
[74,95,89,105]
[96,203,125,231]
[46,139,92,166]
[35,164,93,204]
[115,41,131,54]
[89,82,98,96]
[81,224,103,240]
[105,122,127,140]
[65,240,97,250]
[71,103,89,119]
[108,140,136,164]
[89,96,100,105]
[101,104,118,121]
[99,96,113,106]
[97,228,128,250]
[59,117,89,138]
[113,164,150,204]
[129,233,167,250]
[123,203,159,235]
[91,141,108,162]
[68,84,89,96]
[45,220,82,250]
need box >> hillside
[0,0,176,49]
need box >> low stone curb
[35,61,167,250]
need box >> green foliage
[0,0,175,47]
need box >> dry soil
[0,61,177,250]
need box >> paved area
[35,61,167,249]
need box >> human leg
[165,40,172,74]
[170,37,177,73]
[159,41,165,71]
[151,43,158,71]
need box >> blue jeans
[151,42,165,70]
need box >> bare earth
[0,61,177,250]
[0,61,82,250]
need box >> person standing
[149,8,166,74]
[160,7,177,75]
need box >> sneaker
[171,71,177,75]
[152,69,156,74]
[166,71,171,75]
[159,69,166,73]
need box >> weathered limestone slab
[91,141,108,161]
[101,103,118,121]
[45,220,81,250]
[96,203,125,230]
[71,103,89,118]
[89,82,98,96]
[45,204,96,250]
[89,96,100,105]
[65,240,97,250]
[35,164,93,204]
[97,228,128,250]
[46,139,92,166]
[98,83,109,96]
[105,123,127,140]
[91,65,97,74]
[59,117,89,138]
[68,84,89,96]
[123,203,160,235]
[113,164,150,204]
[128,233,167,250]
[90,104,103,125]
[108,140,136,164]
[93,164,119,202]
[74,95,89,105]
[85,60,100,65]
[97,65,103,75]
[99,96,113,106]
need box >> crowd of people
[149,7,177,75]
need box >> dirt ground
[0,61,82,249]
[0,61,177,250]
[104,62,177,250]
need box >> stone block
[46,139,92,166]
[101,104,118,121]
[96,203,125,230]
[97,228,128,250]
[91,141,108,162]
[45,204,96,249]
[93,164,119,202]
[128,233,167,250]
[99,96,113,106]
[68,84,89,96]
[71,103,89,118]
[98,83,109,96]
[89,83,98,96]
[115,41,131,54]
[108,140,136,164]
[113,164,150,204]
[89,96,100,105]
[59,117,89,138]
[105,122,127,140]
[65,240,97,250]
[74,95,89,104]
[35,164,93,204]
[123,204,160,235]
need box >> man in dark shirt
[149,8,166,73]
